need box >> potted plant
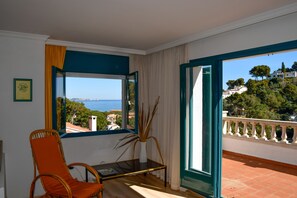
[114,96,163,164]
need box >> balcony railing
[223,116,297,144]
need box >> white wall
[188,12,297,60]
[0,33,131,197]
[62,133,132,166]
[223,136,297,165]
[0,34,46,198]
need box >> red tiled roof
[66,122,91,133]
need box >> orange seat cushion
[49,179,103,198]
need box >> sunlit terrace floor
[222,151,297,198]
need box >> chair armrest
[30,173,72,198]
[68,162,101,183]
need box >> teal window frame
[52,51,138,138]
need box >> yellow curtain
[45,45,66,129]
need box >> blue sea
[79,100,122,112]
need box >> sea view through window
[72,99,122,112]
[62,75,132,133]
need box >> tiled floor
[222,152,297,198]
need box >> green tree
[249,65,271,80]
[115,115,122,127]
[281,62,286,73]
[225,76,297,121]
[291,61,297,71]
[65,98,110,130]
[236,78,245,86]
[226,78,245,89]
[226,80,235,89]
[128,81,135,111]
[245,79,268,95]
[224,93,245,116]
[65,98,91,128]
[283,84,297,102]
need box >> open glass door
[52,66,66,132]
[126,71,138,132]
[180,62,222,197]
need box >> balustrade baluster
[251,122,258,139]
[260,124,267,140]
[270,125,278,142]
[227,121,233,135]
[222,117,297,145]
[235,121,240,136]
[293,127,297,144]
[223,119,227,135]
[242,121,248,137]
[281,125,288,143]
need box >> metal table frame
[86,159,167,187]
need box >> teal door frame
[180,60,223,198]
[180,39,297,197]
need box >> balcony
[222,116,297,197]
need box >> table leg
[164,167,167,187]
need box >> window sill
[60,129,135,138]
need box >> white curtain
[130,45,188,190]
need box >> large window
[52,50,135,137]
[53,71,138,136]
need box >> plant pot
[139,141,147,163]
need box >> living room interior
[1,0,297,197]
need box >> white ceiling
[1,0,297,54]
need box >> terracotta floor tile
[222,152,297,198]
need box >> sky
[66,78,122,100]
[223,50,297,90]
[65,49,297,99]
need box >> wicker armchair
[29,129,103,198]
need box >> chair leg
[97,191,103,198]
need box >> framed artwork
[13,78,32,102]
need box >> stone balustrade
[223,116,297,144]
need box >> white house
[270,70,297,79]
[223,86,248,99]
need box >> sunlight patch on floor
[129,185,186,198]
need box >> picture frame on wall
[13,78,32,102]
